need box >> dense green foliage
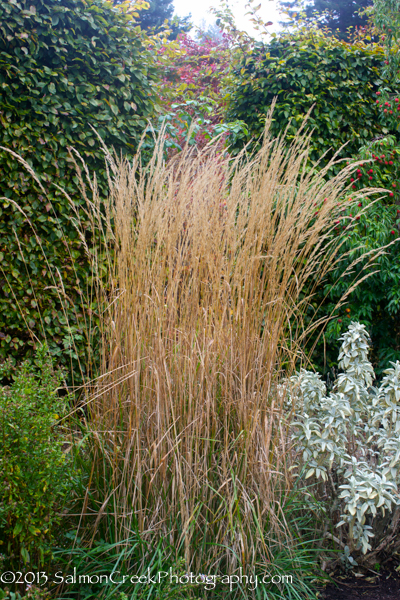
[227,32,392,164]
[373,0,400,83]
[0,344,72,568]
[225,27,400,376]
[0,0,158,383]
[310,136,400,377]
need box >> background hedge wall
[0,0,158,384]
[227,32,394,164]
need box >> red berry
[396,98,399,103]
[338,319,342,323]
[389,161,393,165]
[385,102,390,106]
[393,183,397,187]
[377,91,381,95]
[351,178,354,182]
[358,202,362,207]
[369,176,373,180]
[356,216,360,220]
[390,192,394,197]
[390,110,393,114]
[352,185,356,189]
[384,109,388,113]
[391,230,396,234]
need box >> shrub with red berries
[309,194,400,378]
[344,135,400,205]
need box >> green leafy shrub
[0,0,158,383]
[347,134,400,199]
[227,30,393,164]
[146,33,248,157]
[0,344,73,568]
[305,134,400,377]
[286,322,400,564]
[308,1,400,381]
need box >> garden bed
[321,560,400,600]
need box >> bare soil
[319,560,400,600]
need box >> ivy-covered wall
[0,0,158,383]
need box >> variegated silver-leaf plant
[287,322,400,557]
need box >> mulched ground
[319,561,400,600]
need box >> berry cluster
[349,158,398,196]
[345,99,400,205]
[376,91,400,120]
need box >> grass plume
[69,110,380,587]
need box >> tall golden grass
[0,111,383,596]
[62,110,383,582]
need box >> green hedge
[0,0,158,384]
[226,30,400,376]
[227,31,395,163]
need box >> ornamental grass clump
[65,110,382,594]
[287,322,400,565]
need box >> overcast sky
[172,0,285,37]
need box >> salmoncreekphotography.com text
[1,568,294,592]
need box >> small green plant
[0,588,51,600]
[143,97,248,158]
[340,545,358,572]
[0,344,73,568]
[286,322,400,563]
